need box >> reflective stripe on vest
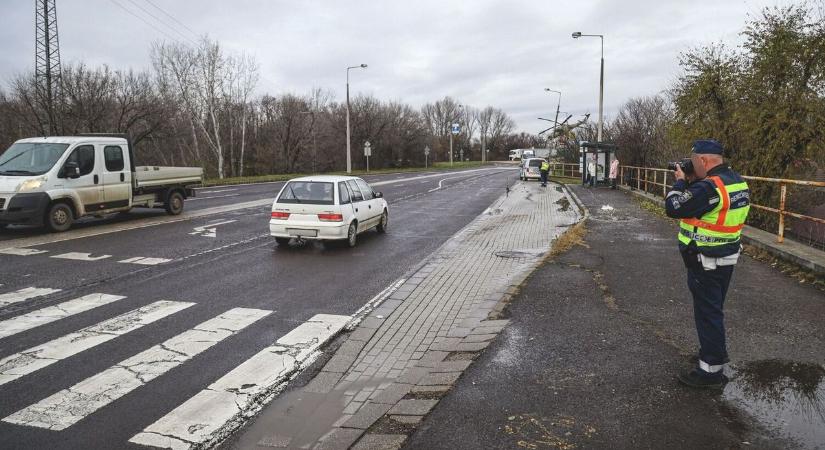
[540,162,550,171]
[678,175,749,248]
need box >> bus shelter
[579,141,617,185]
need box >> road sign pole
[449,134,453,167]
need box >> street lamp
[346,63,368,174]
[544,88,562,141]
[572,32,604,142]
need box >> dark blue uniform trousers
[687,265,734,366]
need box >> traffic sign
[424,146,430,156]
[451,123,460,135]
[364,141,372,156]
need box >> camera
[667,158,694,174]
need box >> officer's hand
[674,164,686,181]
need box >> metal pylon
[35,0,62,135]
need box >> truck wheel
[274,237,290,246]
[165,191,184,215]
[45,202,73,233]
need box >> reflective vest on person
[540,161,550,172]
[678,174,750,249]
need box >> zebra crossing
[0,246,173,265]
[0,285,350,448]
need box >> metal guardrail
[617,165,825,245]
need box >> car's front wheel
[45,202,73,232]
[346,221,358,248]
[376,210,388,233]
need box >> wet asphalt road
[0,167,516,449]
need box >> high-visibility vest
[540,162,550,171]
[678,174,750,249]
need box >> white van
[0,134,203,232]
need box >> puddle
[495,250,544,259]
[724,360,825,447]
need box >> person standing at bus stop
[540,159,550,187]
[609,157,620,189]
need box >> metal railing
[617,165,825,245]
[548,163,582,179]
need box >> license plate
[287,228,318,237]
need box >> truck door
[60,144,102,212]
[101,144,131,208]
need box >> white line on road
[51,252,111,262]
[4,307,271,430]
[0,293,126,340]
[0,300,194,387]
[118,257,173,266]
[0,248,48,256]
[187,194,240,201]
[129,314,350,450]
[0,287,61,307]
[194,189,238,194]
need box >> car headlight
[16,177,46,193]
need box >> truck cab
[0,135,203,232]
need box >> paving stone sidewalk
[228,180,580,450]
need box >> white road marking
[194,189,238,194]
[0,293,126,340]
[118,257,173,266]
[4,307,272,430]
[0,300,194,386]
[0,287,61,307]
[51,252,111,262]
[0,248,48,256]
[129,314,350,449]
[189,220,237,238]
[187,194,240,201]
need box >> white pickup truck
[0,134,203,232]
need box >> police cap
[692,139,724,155]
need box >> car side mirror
[374,191,383,198]
[63,161,80,179]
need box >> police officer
[540,159,550,187]
[665,139,750,388]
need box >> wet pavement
[405,184,825,449]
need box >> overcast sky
[0,0,799,134]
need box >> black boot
[677,368,728,388]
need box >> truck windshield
[278,181,335,205]
[0,142,69,176]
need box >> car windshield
[528,160,542,167]
[278,181,335,205]
[0,142,69,176]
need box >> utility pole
[35,0,62,136]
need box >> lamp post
[572,32,604,143]
[544,88,562,142]
[346,64,368,173]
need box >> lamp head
[360,64,368,68]
[572,32,582,38]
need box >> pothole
[724,359,825,447]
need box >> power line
[108,0,193,46]
[144,0,199,40]
[122,0,197,45]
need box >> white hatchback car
[270,175,389,247]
